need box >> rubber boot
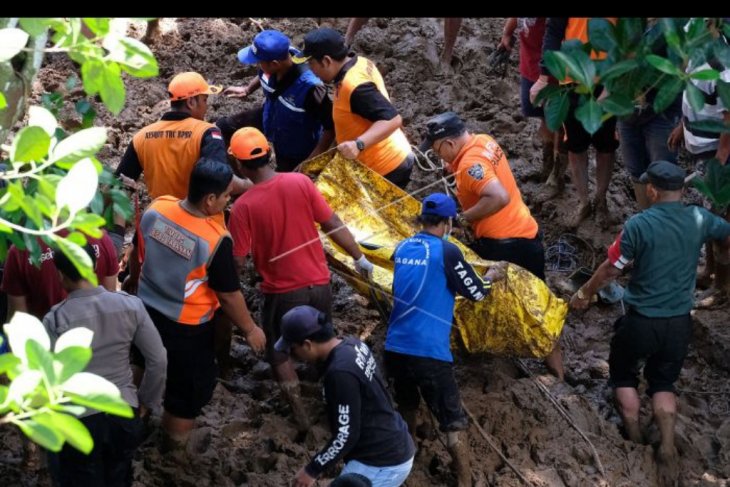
[280,381,311,433]
[654,409,679,487]
[447,431,472,487]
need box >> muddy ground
[1,17,730,487]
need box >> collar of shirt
[332,53,358,84]
[66,286,107,300]
[161,111,192,121]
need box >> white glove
[354,254,374,279]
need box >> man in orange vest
[530,18,619,228]
[295,28,415,189]
[137,157,265,451]
[420,111,564,381]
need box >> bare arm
[319,213,363,260]
[338,115,403,160]
[500,18,518,51]
[570,258,623,309]
[307,129,335,160]
[460,179,510,224]
[215,290,265,353]
[715,111,730,164]
[7,295,28,318]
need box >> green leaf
[653,77,684,114]
[14,418,65,452]
[10,126,51,163]
[65,231,88,247]
[0,354,21,375]
[19,18,51,37]
[21,194,44,229]
[99,62,126,115]
[555,50,596,89]
[26,339,56,384]
[713,41,730,70]
[685,81,707,113]
[49,403,87,417]
[54,328,94,353]
[105,36,159,78]
[23,233,42,266]
[659,18,682,51]
[65,392,133,418]
[543,51,567,81]
[28,106,59,136]
[717,80,730,112]
[0,28,30,62]
[51,235,98,286]
[71,212,106,238]
[44,411,93,453]
[0,93,6,110]
[54,346,92,384]
[616,18,644,51]
[646,54,683,76]
[7,370,43,405]
[692,158,730,207]
[82,18,110,37]
[81,59,104,96]
[575,97,604,135]
[599,93,636,117]
[690,69,720,81]
[34,194,55,219]
[50,127,107,166]
[599,59,639,82]
[588,18,617,53]
[56,158,99,214]
[544,91,570,132]
[37,177,58,201]
[685,119,730,134]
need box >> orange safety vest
[137,196,230,325]
[132,117,215,200]
[333,56,411,176]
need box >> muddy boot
[654,409,679,487]
[536,152,568,203]
[447,431,472,487]
[159,429,189,457]
[623,417,643,444]
[281,381,311,433]
[569,201,592,228]
[540,141,556,181]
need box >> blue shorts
[520,77,544,118]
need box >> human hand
[569,288,591,310]
[244,326,266,354]
[291,467,316,487]
[484,261,507,282]
[337,140,360,160]
[529,76,549,105]
[354,254,374,280]
[223,86,249,98]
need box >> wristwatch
[355,139,365,151]
[576,288,589,300]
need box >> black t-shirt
[115,112,227,181]
[334,54,399,123]
[305,337,415,478]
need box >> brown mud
[1,18,729,487]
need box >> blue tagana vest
[260,64,323,164]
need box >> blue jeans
[339,456,414,487]
[617,104,681,181]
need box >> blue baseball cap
[238,30,296,64]
[421,193,458,218]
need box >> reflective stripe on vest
[333,56,411,176]
[132,117,214,200]
[138,196,230,325]
[260,66,324,161]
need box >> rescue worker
[136,157,265,450]
[276,305,415,487]
[570,161,730,487]
[295,27,415,189]
[385,192,505,487]
[218,29,335,172]
[227,127,373,433]
[419,111,564,380]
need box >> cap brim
[292,54,310,64]
[274,337,291,354]
[205,84,223,95]
[238,46,259,65]
[639,172,649,184]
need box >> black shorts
[146,306,217,419]
[609,310,692,396]
[262,284,332,365]
[470,231,546,281]
[384,351,468,432]
[563,89,619,154]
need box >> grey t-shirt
[43,287,167,414]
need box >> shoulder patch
[467,164,484,180]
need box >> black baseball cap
[274,305,332,354]
[639,160,685,190]
[293,27,348,63]
[418,112,467,152]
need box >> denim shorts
[617,103,681,181]
[339,456,414,487]
[520,77,544,118]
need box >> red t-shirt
[519,18,546,82]
[229,173,333,294]
[1,231,119,319]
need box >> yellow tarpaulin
[302,152,567,358]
